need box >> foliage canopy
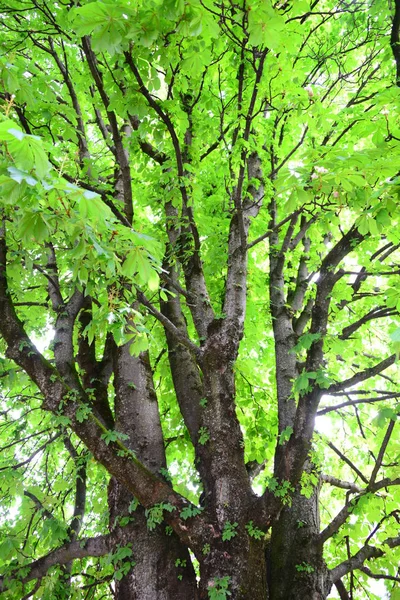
[0,1,399,599]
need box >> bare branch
[317,392,399,415]
[326,441,368,484]
[330,535,400,582]
[136,290,201,360]
[321,474,363,494]
[0,533,113,593]
[327,355,396,394]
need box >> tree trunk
[268,481,331,600]
[110,343,198,599]
[108,482,197,600]
[197,535,268,599]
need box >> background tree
[0,0,399,599]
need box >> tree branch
[47,37,90,167]
[391,0,400,85]
[0,533,113,593]
[317,392,399,415]
[334,579,350,600]
[23,490,56,522]
[321,474,363,494]
[326,441,368,484]
[64,436,87,539]
[247,211,298,250]
[369,418,396,486]
[81,37,133,223]
[359,565,400,583]
[327,355,396,394]
[270,126,308,177]
[125,52,214,339]
[320,478,400,545]
[330,535,400,582]
[339,307,397,340]
[221,152,264,349]
[136,290,201,360]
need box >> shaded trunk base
[107,481,333,600]
[109,479,198,600]
[268,482,331,600]
[197,534,268,600]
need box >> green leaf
[121,247,158,288]
[278,426,293,445]
[0,538,16,561]
[179,505,203,520]
[0,120,23,141]
[7,166,38,186]
[18,212,50,243]
[292,333,321,353]
[222,521,238,541]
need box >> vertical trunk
[268,478,330,600]
[109,342,198,599]
[268,213,298,477]
[198,534,268,599]
[108,481,198,600]
[200,362,252,519]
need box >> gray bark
[269,479,331,600]
[110,342,198,599]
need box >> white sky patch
[31,327,55,354]
[314,414,333,437]
[370,580,390,599]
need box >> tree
[0,0,399,598]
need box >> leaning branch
[0,533,112,593]
[136,290,201,360]
[0,221,205,547]
[391,0,400,85]
[327,354,396,393]
[330,535,400,582]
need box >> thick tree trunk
[108,482,198,600]
[197,535,268,599]
[110,343,198,599]
[268,482,331,600]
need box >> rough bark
[110,342,198,599]
[269,476,331,600]
[198,534,268,599]
[1,5,399,599]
